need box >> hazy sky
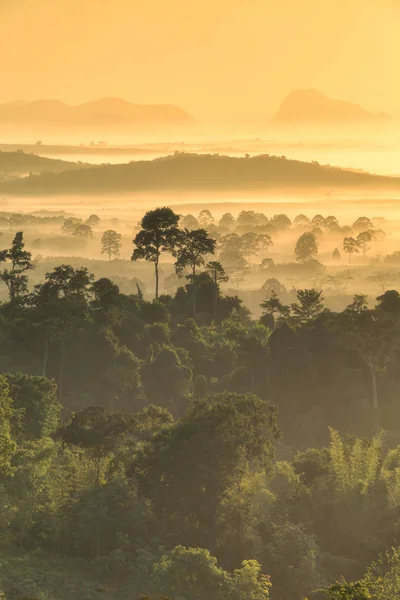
[1,0,398,123]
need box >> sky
[1,0,398,123]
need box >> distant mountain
[0,151,92,179]
[1,152,399,195]
[0,98,196,128]
[274,89,385,123]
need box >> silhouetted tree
[206,261,229,319]
[0,231,34,302]
[343,237,360,264]
[295,232,318,263]
[132,207,180,299]
[101,230,122,260]
[73,224,93,238]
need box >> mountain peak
[274,89,384,123]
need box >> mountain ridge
[0,97,196,127]
[1,152,399,195]
[274,89,385,123]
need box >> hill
[0,151,92,180]
[0,152,399,195]
[0,98,195,128]
[274,89,385,123]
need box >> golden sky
[1,0,398,122]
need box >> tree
[0,376,16,476]
[343,237,360,263]
[363,547,400,600]
[61,217,81,233]
[257,234,273,263]
[31,265,94,397]
[182,214,199,229]
[206,261,229,319]
[325,581,370,599]
[85,214,100,227]
[260,290,290,321]
[357,230,373,256]
[149,546,231,600]
[101,230,122,260]
[311,214,326,228]
[291,288,325,324]
[261,278,286,297]
[295,232,318,263]
[198,209,215,227]
[149,547,270,600]
[237,324,270,392]
[7,373,61,440]
[73,224,92,238]
[367,271,393,293]
[141,347,192,414]
[335,296,400,432]
[240,232,260,261]
[332,248,341,261]
[132,207,180,299]
[0,231,34,302]
[325,215,340,230]
[219,213,235,230]
[175,228,216,278]
[293,214,310,229]
[135,392,279,546]
[271,214,291,230]
[353,216,373,232]
[174,228,216,316]
[58,406,134,486]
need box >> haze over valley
[2,1,400,599]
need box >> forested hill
[0,152,399,195]
[0,150,92,177]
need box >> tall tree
[257,233,273,263]
[132,208,180,299]
[198,209,215,227]
[357,230,373,256]
[101,230,122,260]
[343,237,360,264]
[0,231,34,303]
[175,228,216,316]
[206,261,229,319]
[291,289,325,325]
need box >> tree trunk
[192,265,197,318]
[155,260,159,299]
[59,339,65,403]
[42,336,49,377]
[370,364,380,433]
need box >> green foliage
[149,546,270,600]
[0,375,16,476]
[325,580,370,599]
[7,373,61,440]
[0,232,34,302]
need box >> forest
[0,205,398,600]
[1,152,400,195]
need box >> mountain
[0,151,92,180]
[0,98,196,128]
[1,152,399,195]
[274,89,385,123]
